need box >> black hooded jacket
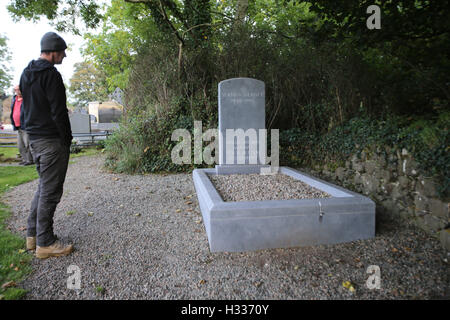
[19,58,72,146]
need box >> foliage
[81,0,158,91]
[0,34,12,95]
[280,112,450,197]
[69,61,109,108]
[297,0,450,115]
[104,105,201,174]
[7,0,103,34]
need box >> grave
[193,78,375,252]
[69,113,93,144]
[69,112,112,145]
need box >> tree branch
[157,0,184,46]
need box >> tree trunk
[236,0,248,24]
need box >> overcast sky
[0,3,85,92]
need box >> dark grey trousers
[27,138,70,247]
[17,129,33,163]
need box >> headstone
[69,113,91,134]
[216,78,267,174]
[110,87,124,106]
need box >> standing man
[20,32,74,259]
[10,85,34,165]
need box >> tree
[82,0,159,91]
[0,34,12,96]
[69,61,109,109]
[295,0,450,104]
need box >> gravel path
[3,154,449,300]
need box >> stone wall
[303,145,449,251]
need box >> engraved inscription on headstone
[218,78,265,166]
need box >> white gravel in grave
[208,173,331,202]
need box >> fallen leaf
[391,247,398,253]
[14,267,19,271]
[185,201,193,205]
[85,186,91,190]
[88,212,94,216]
[254,281,263,288]
[135,213,141,217]
[342,281,355,293]
[2,281,16,289]
[113,178,120,181]
[176,209,182,213]
[18,249,25,254]
[199,280,206,285]
[294,265,299,270]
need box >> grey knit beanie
[40,32,67,52]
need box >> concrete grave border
[193,166,375,252]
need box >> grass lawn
[0,166,37,300]
[70,147,102,159]
[0,146,101,299]
[0,147,20,162]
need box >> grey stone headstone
[69,113,91,134]
[217,78,265,171]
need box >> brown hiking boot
[26,237,36,250]
[36,241,74,259]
